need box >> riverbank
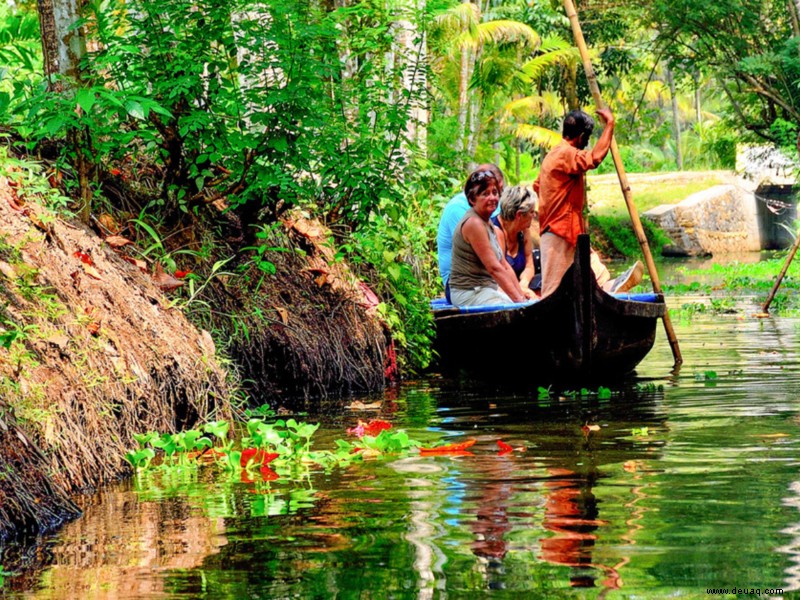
[0,174,232,539]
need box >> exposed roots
[202,213,388,404]
[0,177,231,538]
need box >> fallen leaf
[82,264,103,280]
[122,256,148,272]
[0,261,17,280]
[260,466,279,481]
[46,334,70,350]
[240,448,279,468]
[7,193,24,212]
[346,400,382,411]
[153,262,184,291]
[419,439,477,455]
[315,273,328,287]
[497,440,513,454]
[348,419,392,438]
[87,322,100,336]
[28,212,50,233]
[97,213,121,234]
[73,251,94,265]
[105,235,133,248]
[275,306,289,325]
[581,424,601,436]
[752,312,770,319]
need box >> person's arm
[590,108,615,166]
[462,218,526,303]
[518,230,536,287]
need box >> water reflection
[7,307,800,597]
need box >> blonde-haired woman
[491,185,540,300]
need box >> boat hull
[433,235,665,382]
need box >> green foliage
[589,213,672,258]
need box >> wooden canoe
[432,234,666,382]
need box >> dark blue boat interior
[430,293,660,314]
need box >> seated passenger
[437,164,504,291]
[449,170,528,307]
[491,185,540,300]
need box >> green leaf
[76,88,95,113]
[124,100,145,120]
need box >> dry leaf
[314,273,327,287]
[7,194,24,212]
[28,211,50,233]
[46,334,70,350]
[105,235,133,248]
[153,262,184,291]
[581,424,601,436]
[275,307,289,325]
[122,255,148,272]
[87,322,101,336]
[346,400,382,410]
[97,213,121,234]
[0,261,17,280]
[82,264,103,280]
[752,312,770,319]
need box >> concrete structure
[643,147,797,256]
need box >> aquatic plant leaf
[203,421,229,441]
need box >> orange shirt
[534,141,599,246]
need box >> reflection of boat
[432,235,666,381]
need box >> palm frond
[502,94,560,122]
[477,20,539,49]
[517,45,577,83]
[511,123,562,149]
[432,3,480,35]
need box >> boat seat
[430,292,660,314]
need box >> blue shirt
[437,193,469,287]
[437,192,499,287]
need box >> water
[6,298,800,598]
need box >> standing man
[534,108,642,298]
[437,164,504,291]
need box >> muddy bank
[0,176,231,540]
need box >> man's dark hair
[562,110,595,140]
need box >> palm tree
[432,1,538,159]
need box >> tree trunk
[791,0,800,38]
[393,0,428,156]
[456,44,470,153]
[564,62,579,110]
[38,0,91,220]
[37,0,85,87]
[667,68,683,171]
[694,71,701,124]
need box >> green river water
[4,288,800,599]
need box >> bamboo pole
[762,232,800,313]
[562,0,683,366]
